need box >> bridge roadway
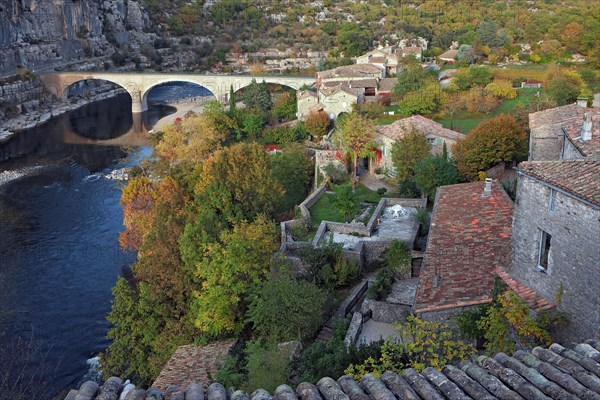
[39,72,315,113]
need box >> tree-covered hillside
[143,0,599,66]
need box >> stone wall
[511,173,600,342]
[562,137,585,160]
[300,184,327,224]
[416,304,483,330]
[361,299,411,324]
[529,126,564,161]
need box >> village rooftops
[317,64,383,80]
[517,160,600,206]
[529,104,600,158]
[65,339,600,399]
[413,181,514,313]
[377,115,464,142]
[297,90,317,100]
[377,78,396,93]
[438,49,459,60]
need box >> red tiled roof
[152,339,235,391]
[496,267,555,313]
[414,181,514,313]
[518,160,600,206]
[439,49,459,60]
[377,115,464,142]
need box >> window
[537,230,552,271]
[427,137,436,144]
[549,188,556,211]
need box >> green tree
[270,145,313,213]
[243,113,266,139]
[246,277,326,342]
[398,78,445,115]
[336,112,377,182]
[336,22,372,56]
[452,114,527,180]
[243,79,273,112]
[414,147,460,197]
[333,183,359,222]
[393,61,436,99]
[546,70,585,106]
[272,91,297,121]
[229,85,236,113]
[193,215,279,337]
[390,128,431,183]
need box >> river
[0,83,210,399]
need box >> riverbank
[151,96,215,131]
[0,87,126,144]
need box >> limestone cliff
[0,0,150,77]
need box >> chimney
[482,178,493,198]
[577,97,588,108]
[581,112,593,141]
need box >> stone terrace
[65,339,600,399]
[413,181,514,315]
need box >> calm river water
[0,83,210,399]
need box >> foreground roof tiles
[414,181,514,313]
[65,339,600,399]
[518,160,600,206]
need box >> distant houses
[438,49,459,64]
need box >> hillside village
[60,41,600,400]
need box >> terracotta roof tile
[414,181,514,312]
[377,115,464,142]
[518,160,600,206]
[66,340,600,399]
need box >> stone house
[316,64,385,87]
[510,160,600,342]
[296,90,318,120]
[375,115,465,172]
[438,49,459,64]
[528,102,600,161]
[412,180,521,325]
[318,85,361,119]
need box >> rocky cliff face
[0,0,150,77]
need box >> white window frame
[537,230,552,272]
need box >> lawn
[432,88,542,133]
[309,184,383,226]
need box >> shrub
[260,125,306,145]
[385,240,411,279]
[296,318,384,383]
[415,209,430,235]
[245,341,291,393]
[397,180,421,198]
[485,79,517,99]
[376,187,387,196]
[345,316,475,378]
[322,163,349,184]
[333,183,358,222]
[366,266,394,300]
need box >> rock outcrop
[0,0,151,77]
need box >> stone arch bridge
[39,72,315,113]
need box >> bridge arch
[141,80,219,112]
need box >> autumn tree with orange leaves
[453,114,527,180]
